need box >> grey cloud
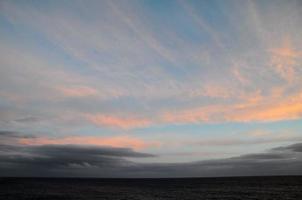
[0,142,302,177]
[14,116,41,123]
[273,143,302,152]
[235,153,290,160]
[288,144,302,152]
[193,137,302,146]
[0,130,36,139]
[0,143,155,177]
[0,130,17,137]
[28,144,155,158]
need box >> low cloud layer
[0,144,154,177]
[1,131,301,178]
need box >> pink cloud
[58,86,98,97]
[228,101,302,122]
[87,114,151,129]
[231,63,250,85]
[18,135,160,150]
[161,90,302,124]
[269,38,301,82]
[162,106,212,124]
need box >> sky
[0,0,302,177]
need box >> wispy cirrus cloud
[269,38,302,82]
[57,86,98,97]
[192,133,302,147]
[160,88,302,124]
[1,0,302,169]
[86,114,152,129]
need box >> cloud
[14,116,41,123]
[231,66,250,86]
[161,88,302,124]
[192,135,302,147]
[1,0,302,176]
[0,141,301,177]
[273,143,302,153]
[87,114,151,129]
[0,130,159,150]
[0,143,154,177]
[201,84,231,99]
[57,86,98,97]
[18,135,160,150]
[180,0,224,49]
[237,152,289,160]
[0,130,36,146]
[0,130,21,137]
[269,38,301,82]
[1,0,302,130]
[228,102,302,122]
[164,130,299,154]
[107,1,178,65]
[134,143,302,177]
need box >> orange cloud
[269,38,301,82]
[18,135,160,150]
[231,61,250,85]
[87,114,151,129]
[162,104,224,124]
[228,101,302,122]
[226,90,302,122]
[161,90,302,124]
[58,86,98,97]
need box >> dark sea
[1,176,301,200]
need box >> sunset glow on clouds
[18,135,160,150]
[58,86,98,97]
[1,0,302,168]
[87,114,152,129]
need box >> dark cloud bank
[1,131,302,178]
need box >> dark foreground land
[1,176,302,200]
